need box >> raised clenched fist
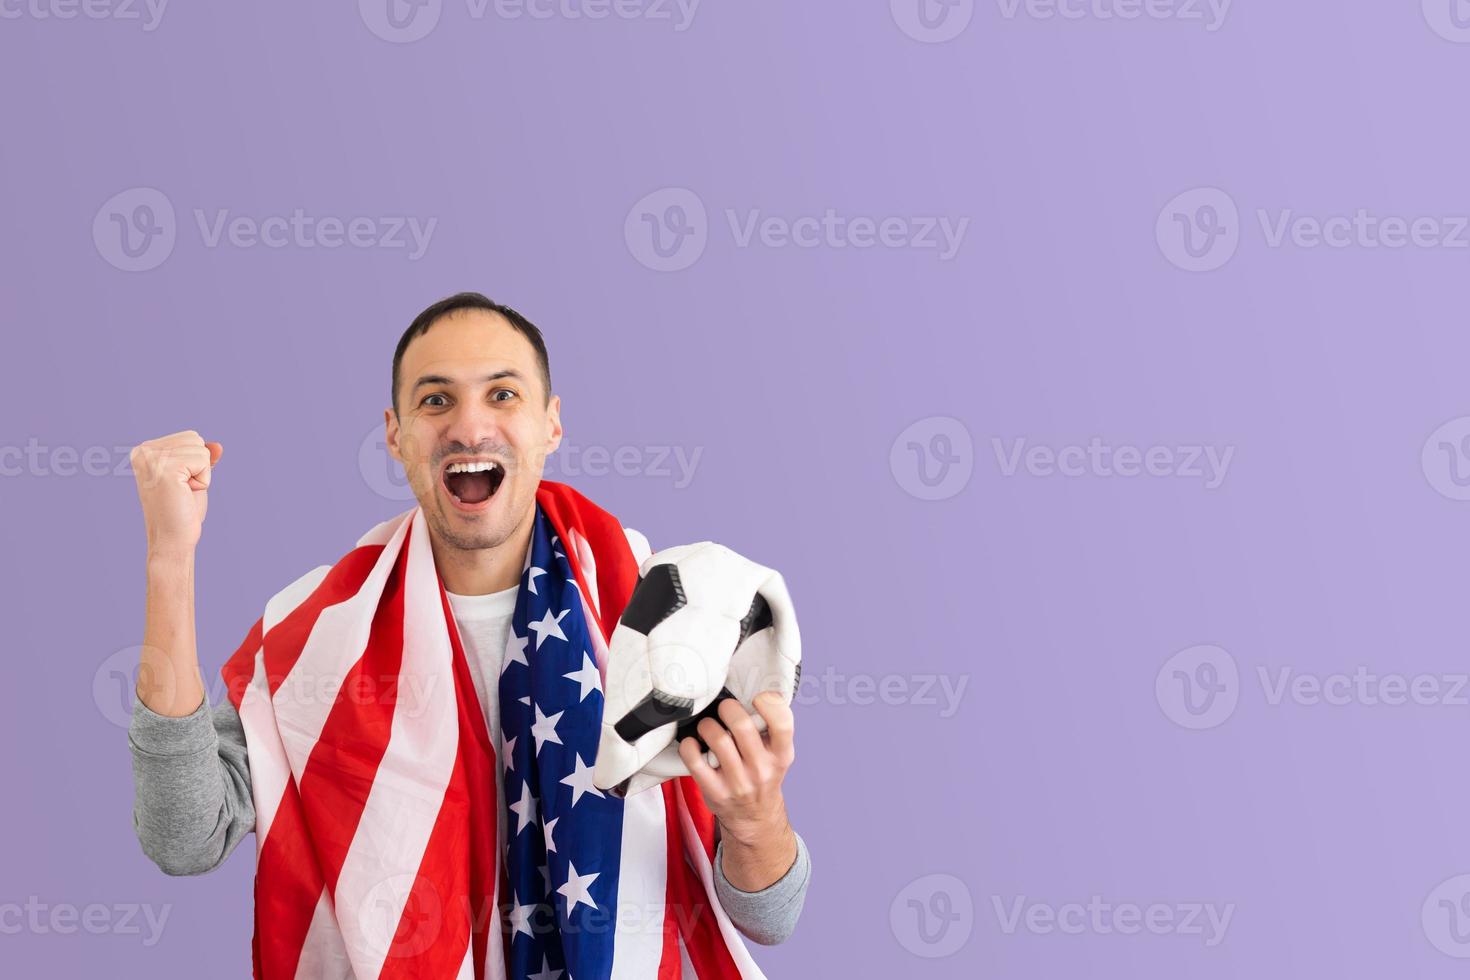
[130,431,223,554]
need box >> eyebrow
[410,370,525,394]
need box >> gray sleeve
[713,830,811,945]
[128,691,256,876]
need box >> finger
[172,447,214,489]
[753,691,795,765]
[137,444,209,490]
[678,736,726,803]
[155,430,205,447]
[717,697,768,764]
[697,717,750,792]
[188,443,222,489]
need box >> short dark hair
[391,292,552,414]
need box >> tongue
[446,471,494,504]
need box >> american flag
[221,481,769,980]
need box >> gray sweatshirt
[128,692,810,947]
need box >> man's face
[384,310,561,553]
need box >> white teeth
[445,460,502,474]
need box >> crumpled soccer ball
[593,542,802,798]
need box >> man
[128,293,810,979]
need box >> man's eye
[492,389,516,403]
[422,394,449,407]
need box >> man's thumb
[206,442,223,467]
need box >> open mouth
[441,459,506,508]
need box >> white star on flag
[510,780,538,834]
[501,734,517,774]
[509,897,535,939]
[560,753,605,808]
[543,817,559,854]
[502,631,529,674]
[558,861,600,913]
[562,653,602,702]
[527,607,569,649]
[531,703,564,753]
[528,954,563,980]
[527,566,546,595]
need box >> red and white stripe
[222,481,768,979]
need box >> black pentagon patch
[736,593,773,646]
[675,687,737,753]
[614,688,696,743]
[620,563,687,635]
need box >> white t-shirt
[445,584,520,858]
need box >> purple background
[6,1,1470,976]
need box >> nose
[438,399,505,458]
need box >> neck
[429,510,534,596]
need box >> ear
[545,394,563,457]
[383,408,403,465]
